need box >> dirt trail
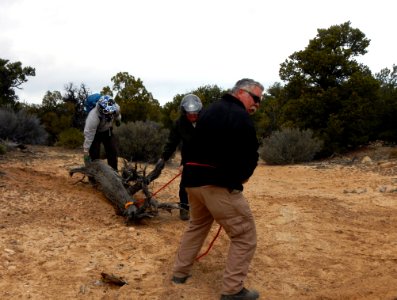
[0,145,397,300]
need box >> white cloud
[1,0,396,105]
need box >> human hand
[115,120,121,127]
[155,158,165,171]
[83,154,91,164]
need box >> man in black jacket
[160,94,202,220]
[171,79,264,300]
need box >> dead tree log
[69,160,137,223]
[70,159,180,224]
[122,159,164,195]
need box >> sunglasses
[242,89,262,104]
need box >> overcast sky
[1,0,395,106]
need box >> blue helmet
[97,95,116,115]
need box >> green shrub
[389,148,397,159]
[0,108,48,144]
[260,128,323,165]
[0,143,6,155]
[56,128,84,149]
[115,120,169,162]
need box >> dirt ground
[1,144,397,300]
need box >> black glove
[155,158,165,171]
[115,120,121,127]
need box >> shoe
[171,275,191,284]
[179,209,189,221]
[220,287,259,300]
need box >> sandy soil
[1,145,397,300]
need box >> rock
[361,156,372,164]
[4,248,15,255]
[378,161,397,168]
[379,185,397,193]
[343,188,367,194]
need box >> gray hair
[231,78,264,94]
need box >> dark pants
[89,129,118,170]
[179,180,189,211]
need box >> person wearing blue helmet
[83,95,121,170]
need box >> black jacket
[183,93,259,191]
[162,115,196,165]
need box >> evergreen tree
[278,21,380,155]
[0,58,35,109]
[111,72,162,123]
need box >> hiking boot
[171,275,191,284]
[220,287,259,300]
[179,209,189,221]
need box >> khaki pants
[172,185,257,295]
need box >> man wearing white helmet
[83,95,121,170]
[160,94,203,220]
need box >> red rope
[152,172,181,197]
[195,225,223,261]
[152,170,222,260]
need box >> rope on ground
[152,172,181,197]
[153,170,222,260]
[195,225,223,261]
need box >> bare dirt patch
[1,145,397,300]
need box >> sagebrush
[56,128,84,149]
[260,128,323,165]
[115,120,169,162]
[0,143,6,155]
[0,108,48,144]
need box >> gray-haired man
[172,78,264,300]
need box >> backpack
[84,93,102,115]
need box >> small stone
[361,156,372,164]
[4,248,15,255]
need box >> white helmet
[180,94,202,114]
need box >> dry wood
[100,272,128,286]
[69,159,180,224]
[70,160,137,223]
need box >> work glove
[83,154,91,165]
[115,120,121,127]
[155,158,165,171]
